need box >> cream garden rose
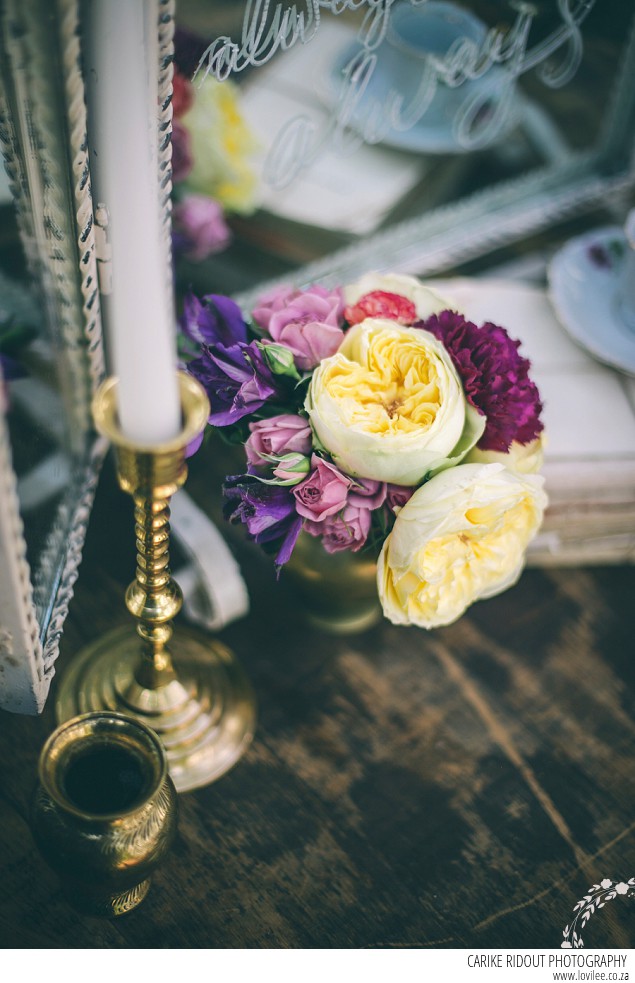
[377,463,548,628]
[305,318,484,486]
[465,435,546,475]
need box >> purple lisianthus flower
[173,194,231,261]
[304,503,371,554]
[348,476,387,510]
[180,291,248,348]
[252,284,346,371]
[187,340,280,426]
[172,120,193,183]
[246,414,312,467]
[185,429,204,458]
[293,455,352,522]
[223,473,302,568]
[420,310,544,453]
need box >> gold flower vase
[284,532,382,634]
[31,712,178,917]
[55,373,256,792]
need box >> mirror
[170,0,635,302]
[0,0,107,712]
[0,0,179,713]
[1,0,633,711]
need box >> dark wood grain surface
[1,448,634,950]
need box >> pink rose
[253,285,346,371]
[293,455,352,521]
[252,285,299,331]
[305,503,371,553]
[172,194,231,260]
[173,71,194,118]
[385,483,414,514]
[246,414,312,467]
[348,476,387,510]
[172,120,193,182]
[344,290,417,326]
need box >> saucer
[328,41,521,154]
[548,227,635,376]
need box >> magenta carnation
[420,310,544,453]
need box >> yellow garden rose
[182,77,258,214]
[377,463,548,628]
[305,319,484,486]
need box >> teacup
[382,1,510,145]
[617,209,635,331]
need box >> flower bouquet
[181,272,547,630]
[170,29,258,262]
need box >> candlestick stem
[128,490,180,684]
[55,373,256,792]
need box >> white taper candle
[84,0,181,445]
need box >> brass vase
[31,712,178,917]
[284,532,382,634]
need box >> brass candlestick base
[55,374,256,793]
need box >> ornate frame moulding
[0,0,108,713]
[0,0,176,714]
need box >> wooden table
[1,449,634,949]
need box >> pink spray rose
[385,484,414,514]
[348,476,387,510]
[253,285,346,371]
[246,414,313,467]
[172,194,231,260]
[293,455,352,521]
[305,504,371,553]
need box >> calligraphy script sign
[195,0,596,188]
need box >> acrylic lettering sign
[195,0,596,189]
[174,2,634,302]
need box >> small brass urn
[31,712,178,917]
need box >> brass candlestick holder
[55,373,256,792]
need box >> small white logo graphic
[563,878,635,947]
